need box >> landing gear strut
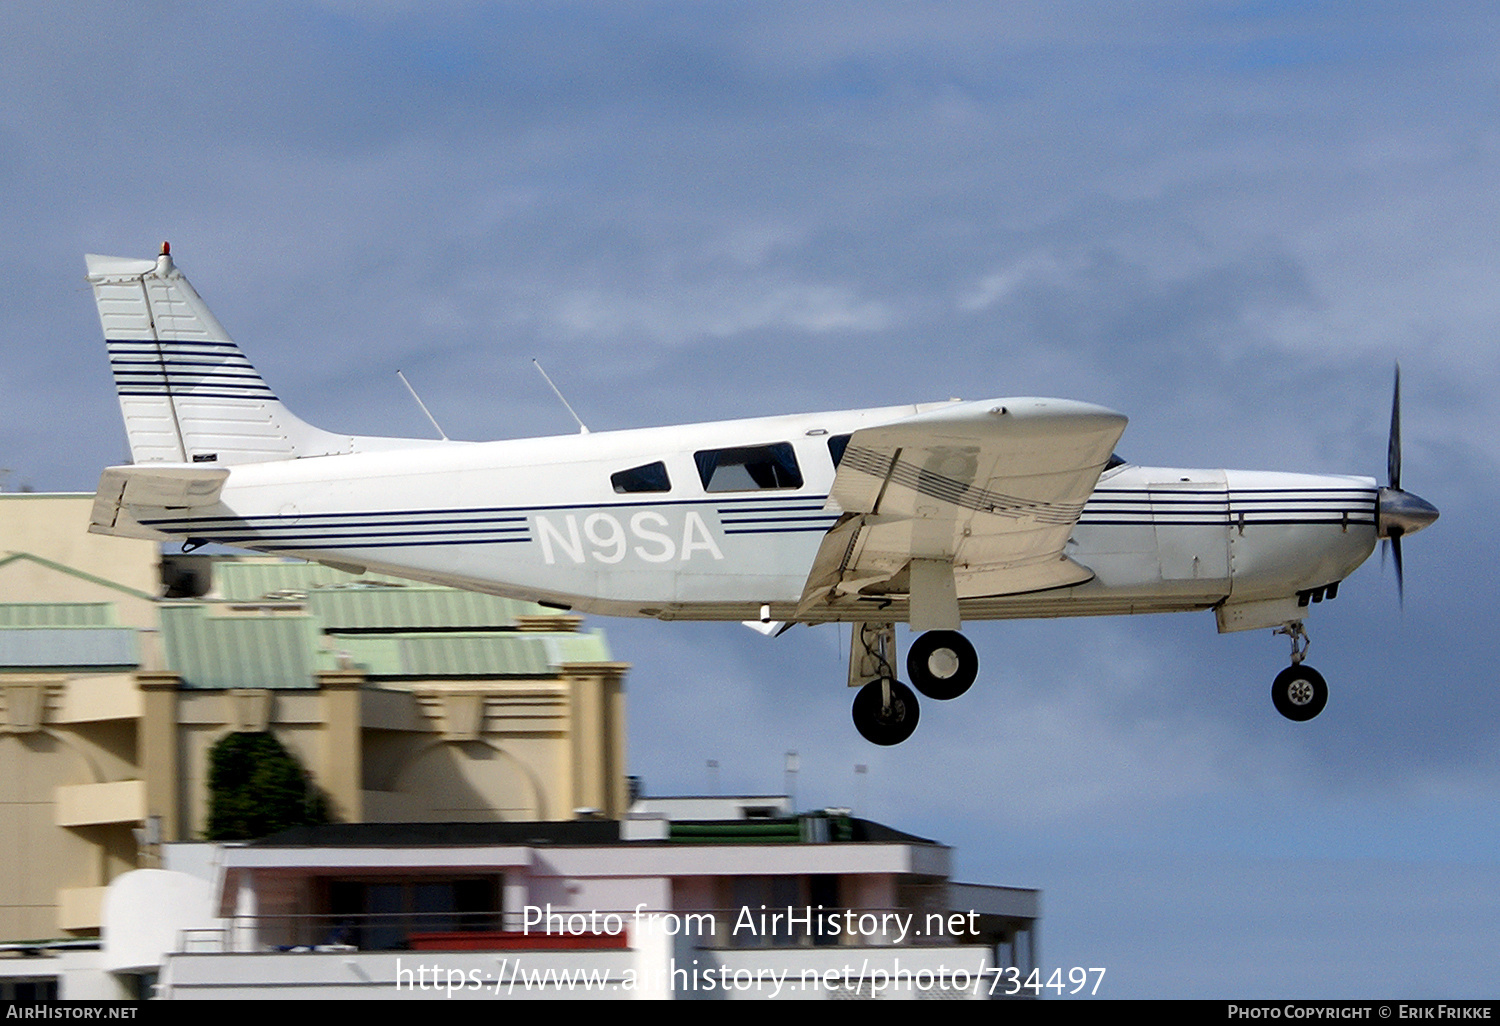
[848,623,919,745]
[847,624,984,744]
[1270,621,1327,721]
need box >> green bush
[205,731,329,840]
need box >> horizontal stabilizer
[91,464,228,539]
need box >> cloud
[549,280,893,344]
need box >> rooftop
[248,814,937,849]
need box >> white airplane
[85,245,1439,745]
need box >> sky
[3,0,1497,999]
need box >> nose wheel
[1271,664,1328,721]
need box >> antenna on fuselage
[532,359,590,434]
[396,370,450,441]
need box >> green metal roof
[211,560,552,630]
[158,584,614,687]
[539,630,614,665]
[212,560,416,601]
[0,603,117,627]
[304,588,541,632]
[159,605,320,689]
[330,630,611,678]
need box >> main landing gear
[849,623,980,745]
[907,630,979,701]
[851,677,921,747]
[1270,621,1328,721]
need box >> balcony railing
[181,905,1030,962]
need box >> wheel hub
[1287,678,1315,706]
[880,696,908,723]
[926,648,961,679]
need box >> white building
[103,801,1038,1000]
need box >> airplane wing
[797,398,1127,629]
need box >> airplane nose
[1377,487,1440,538]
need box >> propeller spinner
[1376,364,1440,603]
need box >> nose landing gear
[1272,664,1328,721]
[1270,621,1327,721]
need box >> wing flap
[799,398,1124,619]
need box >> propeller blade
[1391,530,1405,608]
[1388,363,1402,491]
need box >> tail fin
[86,245,397,465]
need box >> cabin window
[827,434,852,468]
[611,461,672,493]
[694,443,803,492]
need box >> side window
[827,434,852,468]
[694,443,803,492]
[610,461,672,493]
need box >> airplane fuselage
[121,403,1380,632]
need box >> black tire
[1271,664,1328,721]
[906,630,979,700]
[852,678,921,746]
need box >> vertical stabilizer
[86,245,361,465]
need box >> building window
[0,978,58,1001]
[729,875,804,947]
[325,877,502,951]
[809,874,841,947]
